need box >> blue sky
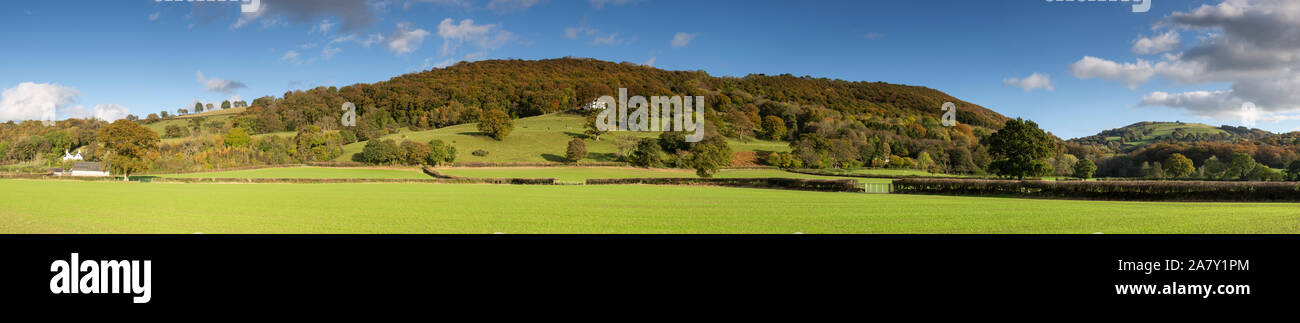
[4,0,1295,139]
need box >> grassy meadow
[3,179,1299,234]
[157,166,430,179]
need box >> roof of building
[71,162,102,172]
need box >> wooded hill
[238,58,1010,172]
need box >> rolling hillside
[1069,121,1249,150]
[336,113,791,163]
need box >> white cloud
[1003,73,1055,92]
[590,0,634,9]
[592,33,620,46]
[436,18,513,56]
[670,32,696,49]
[643,56,656,67]
[0,82,79,122]
[331,33,384,48]
[322,46,342,60]
[388,22,431,55]
[488,0,540,13]
[1140,90,1239,118]
[1072,0,1300,122]
[565,26,597,40]
[864,32,885,40]
[281,50,303,64]
[1069,56,1156,89]
[230,0,377,32]
[195,71,247,94]
[90,104,131,122]
[405,0,471,9]
[149,12,161,21]
[315,20,336,34]
[1133,30,1180,55]
[424,57,457,70]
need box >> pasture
[157,166,430,179]
[3,179,1299,234]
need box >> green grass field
[337,113,790,163]
[436,167,891,183]
[3,179,1298,234]
[157,166,429,179]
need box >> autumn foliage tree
[97,119,159,181]
[1163,153,1195,178]
[477,109,513,141]
[566,138,587,163]
[760,115,787,140]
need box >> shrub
[164,125,189,138]
[294,125,343,162]
[627,138,663,168]
[356,139,402,164]
[565,138,587,162]
[766,152,802,169]
[224,128,251,148]
[1287,160,1300,181]
[472,149,490,157]
[338,130,358,144]
[427,140,457,166]
[401,140,432,165]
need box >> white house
[61,149,83,161]
[580,99,607,111]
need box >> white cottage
[62,149,84,161]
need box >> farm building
[69,162,110,177]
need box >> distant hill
[1068,121,1272,152]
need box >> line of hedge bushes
[585,177,861,192]
[422,166,557,184]
[450,161,627,167]
[892,178,1300,201]
[785,169,1041,180]
[306,161,368,167]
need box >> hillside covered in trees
[1064,122,1300,180]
